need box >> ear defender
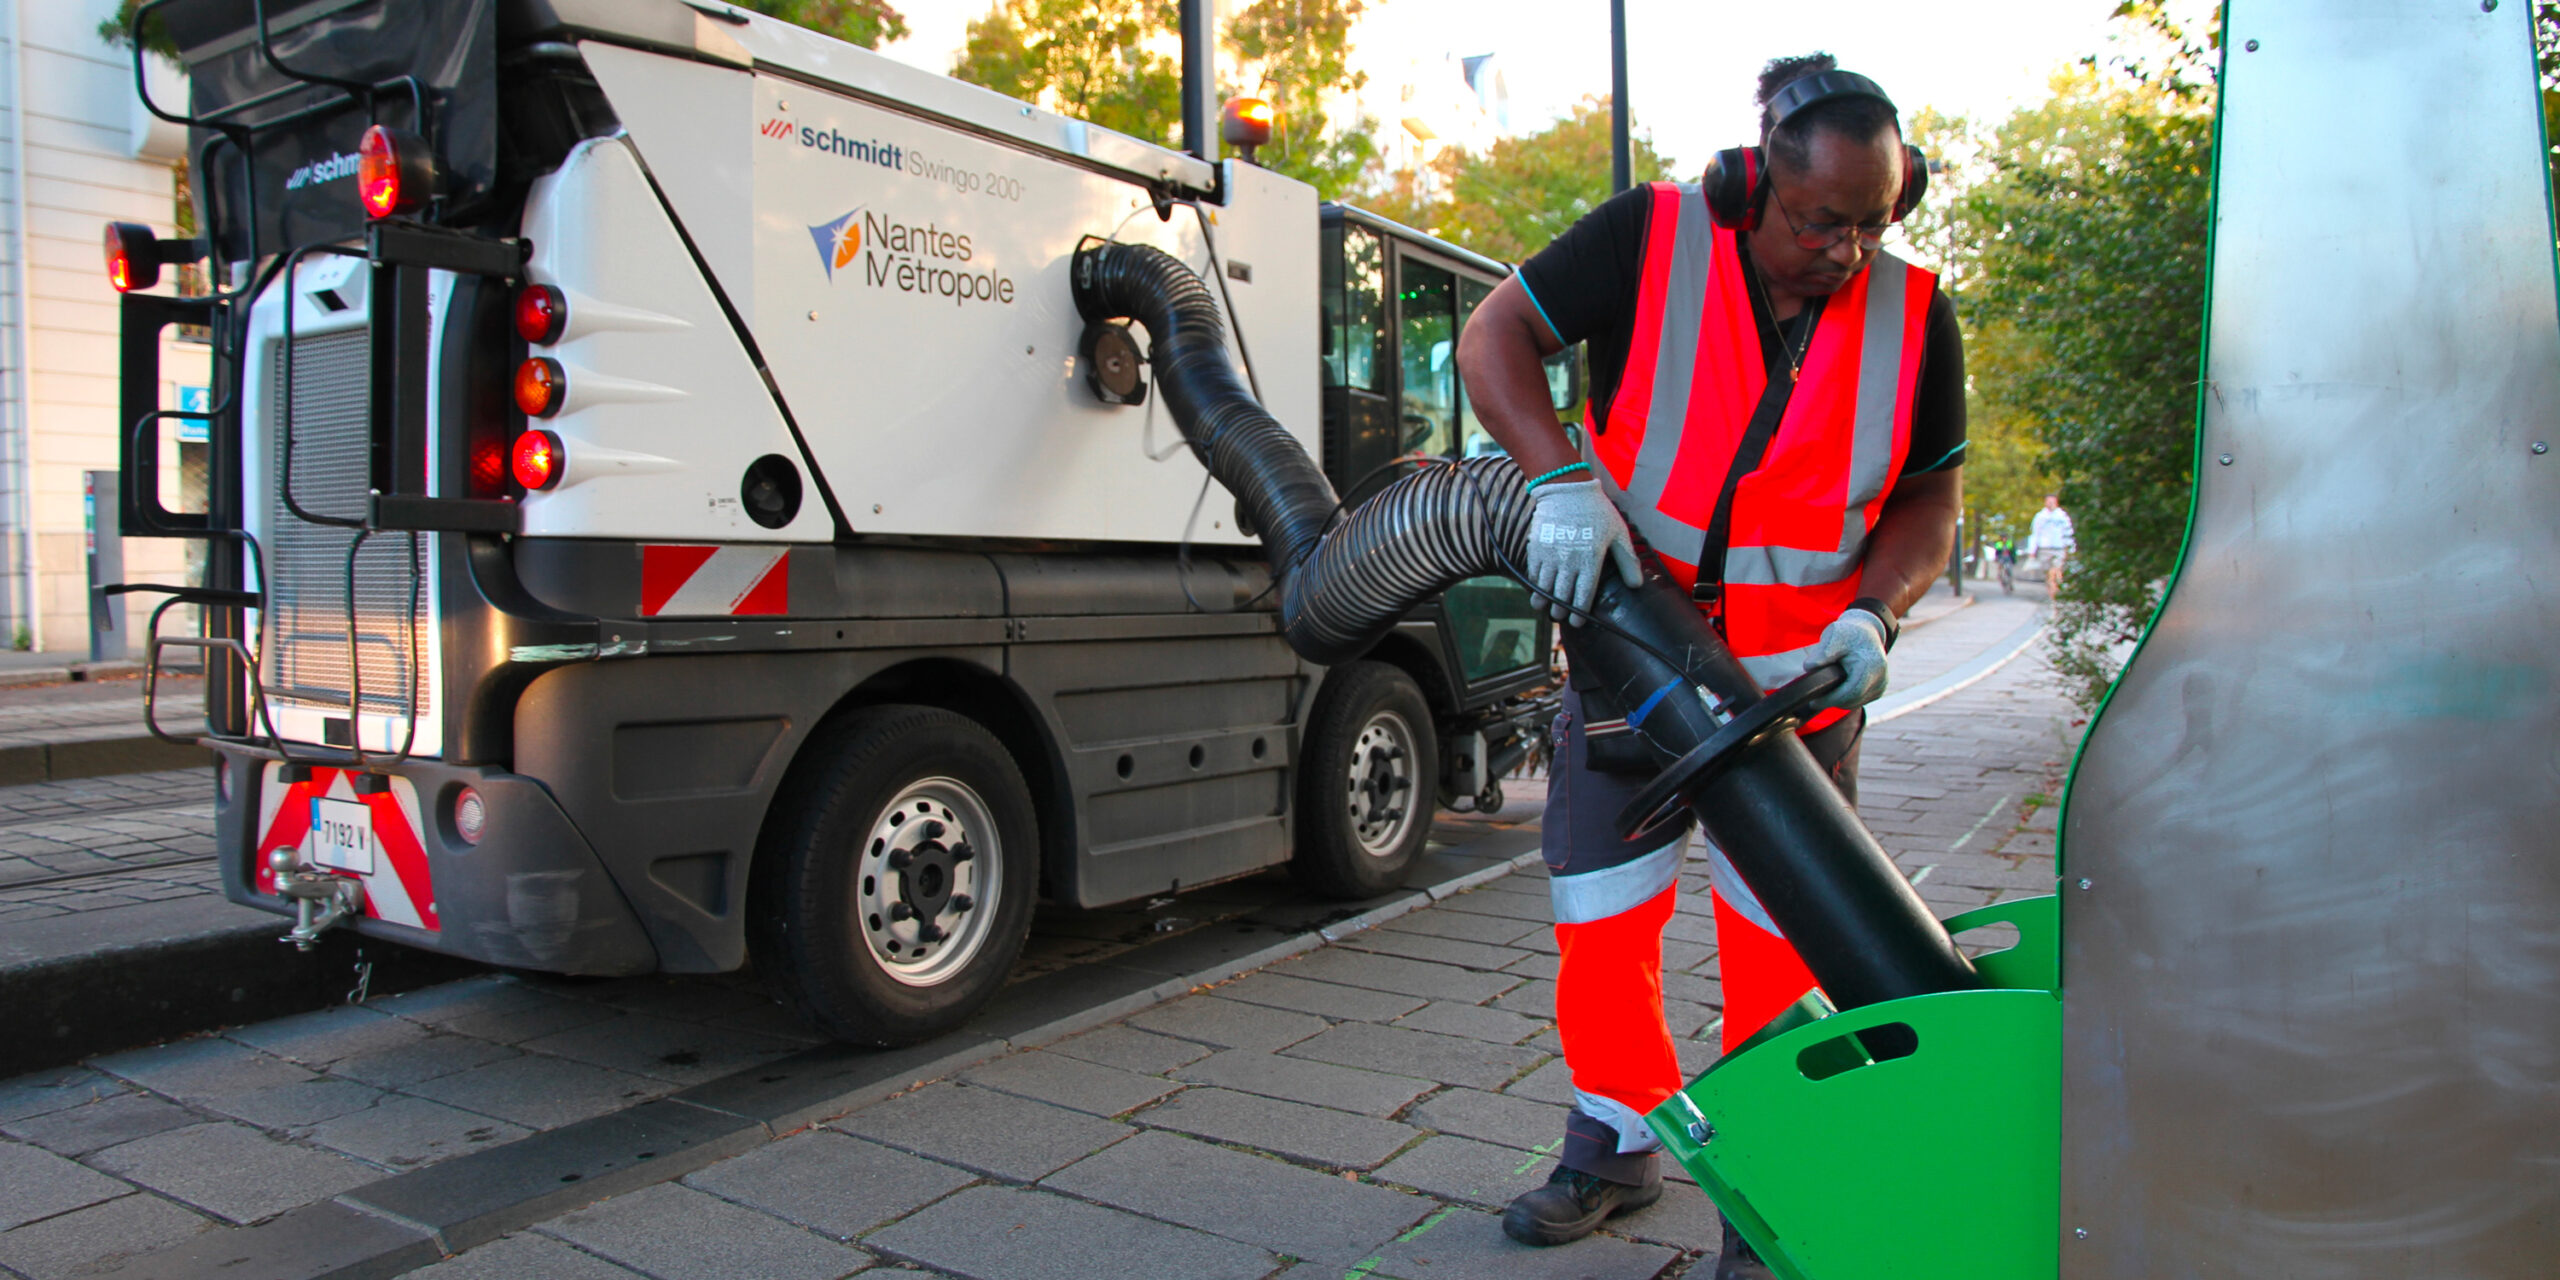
[1893,143,1928,222]
[1713,69,1932,229]
[1704,145,1764,230]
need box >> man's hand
[1526,480,1643,624]
[1806,606,1891,712]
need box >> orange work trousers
[1541,687,1862,1182]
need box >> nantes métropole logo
[807,208,864,281]
[806,207,1016,307]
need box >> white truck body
[122,0,1553,1037]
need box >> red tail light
[513,357,564,418]
[512,430,563,491]
[358,125,436,219]
[468,436,510,495]
[104,222,157,292]
[515,285,567,344]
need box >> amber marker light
[358,125,436,219]
[1221,97,1275,163]
[512,429,563,491]
[515,284,567,344]
[513,356,565,418]
[104,222,157,292]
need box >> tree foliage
[733,0,910,49]
[2537,0,2560,209]
[1948,69,2212,706]
[1894,108,2059,547]
[945,0,1372,184]
[1359,99,1674,262]
[2087,0,2220,102]
[95,0,181,62]
[1223,0,1373,198]
[104,0,913,58]
[951,0,1182,146]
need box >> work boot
[1500,1164,1663,1246]
[1714,1220,1776,1280]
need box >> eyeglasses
[1767,186,1891,252]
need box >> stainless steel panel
[2059,5,2560,1274]
[264,327,433,720]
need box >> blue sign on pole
[176,386,209,443]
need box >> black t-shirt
[1518,185,1968,478]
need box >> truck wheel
[750,705,1037,1047]
[1293,661,1439,899]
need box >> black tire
[1292,660,1440,899]
[749,705,1038,1047]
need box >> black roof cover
[159,0,496,261]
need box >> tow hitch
[267,849,365,951]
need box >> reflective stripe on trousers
[1541,690,1864,1176]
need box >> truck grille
[264,327,433,722]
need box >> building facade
[2,0,201,656]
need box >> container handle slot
[1795,1022,1919,1082]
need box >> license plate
[311,798,376,875]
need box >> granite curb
[1,901,487,1078]
[0,735,212,786]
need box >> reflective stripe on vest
[1588,182,1932,694]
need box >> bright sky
[876,0,2155,171]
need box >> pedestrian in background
[2027,493,2074,595]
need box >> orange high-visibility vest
[1587,182,1936,730]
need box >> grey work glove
[1806,606,1891,712]
[1526,479,1643,624]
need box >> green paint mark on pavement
[1343,1207,1461,1278]
[1396,1206,1457,1242]
[1513,1138,1563,1174]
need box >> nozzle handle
[1613,661,1847,841]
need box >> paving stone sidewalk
[0,678,204,753]
[0,592,2072,1280]
[0,770,218,922]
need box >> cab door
[1440,272,1553,691]
[1318,222,1557,702]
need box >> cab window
[1322,225,1387,392]
[1396,258,1458,457]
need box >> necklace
[1747,259,1814,383]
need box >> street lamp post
[1610,0,1631,192]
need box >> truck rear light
[514,357,565,417]
[452,786,486,845]
[512,429,563,491]
[469,436,510,495]
[515,285,567,344]
[104,222,158,292]
[358,125,437,219]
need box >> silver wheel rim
[856,777,1002,987]
[1345,708,1420,858]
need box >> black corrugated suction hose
[1073,237,1537,664]
[1071,239,1979,1010]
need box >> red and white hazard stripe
[641,545,790,617]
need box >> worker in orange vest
[1457,54,1966,1276]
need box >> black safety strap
[1692,371,1792,605]
[1692,300,1817,604]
